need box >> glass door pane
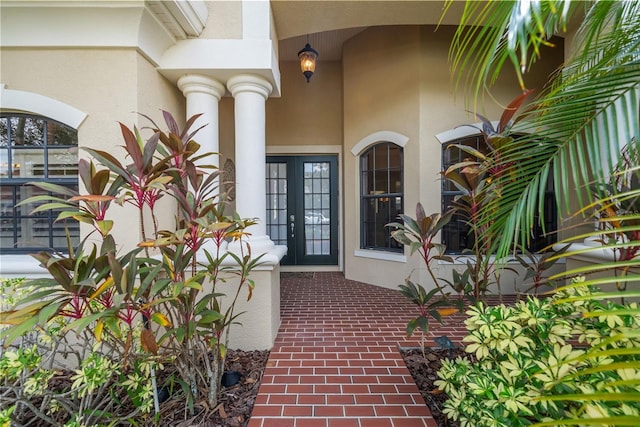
[265,162,288,246]
[303,161,331,256]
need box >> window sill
[437,254,566,265]
[0,254,51,278]
[553,238,616,263]
[354,249,406,263]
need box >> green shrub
[436,278,640,427]
[0,277,26,311]
[0,112,261,425]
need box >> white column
[177,74,226,170]
[227,74,274,256]
[178,75,227,254]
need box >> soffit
[272,1,581,63]
[273,0,468,62]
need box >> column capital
[177,74,226,100]
[227,74,273,100]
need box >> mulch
[157,349,271,427]
[10,349,270,427]
[401,347,470,427]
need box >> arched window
[441,134,557,253]
[0,113,79,253]
[360,142,403,252]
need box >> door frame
[266,145,343,272]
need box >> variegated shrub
[436,277,640,427]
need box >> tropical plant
[388,203,454,297]
[0,326,160,425]
[588,144,640,292]
[443,0,640,425]
[0,277,26,311]
[441,92,531,299]
[0,112,261,425]
[436,278,640,427]
[388,203,461,354]
[513,244,568,295]
[397,279,456,357]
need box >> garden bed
[157,349,270,427]
[401,347,471,427]
[9,349,270,427]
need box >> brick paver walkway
[247,272,482,427]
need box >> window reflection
[0,114,79,253]
[360,142,404,252]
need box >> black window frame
[441,134,557,254]
[360,141,404,253]
[0,113,79,254]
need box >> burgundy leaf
[162,110,180,136]
[119,123,144,171]
[498,89,535,133]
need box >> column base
[216,243,286,350]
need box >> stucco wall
[1,47,184,253]
[136,54,186,239]
[266,61,343,148]
[343,26,423,288]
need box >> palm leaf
[486,47,640,257]
[445,1,640,259]
[446,0,576,107]
[445,3,640,425]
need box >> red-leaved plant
[2,112,261,423]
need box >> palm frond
[445,2,640,426]
[447,0,578,107]
[485,8,640,257]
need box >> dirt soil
[401,347,470,427]
[158,349,270,427]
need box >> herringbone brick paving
[248,272,514,427]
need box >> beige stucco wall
[266,60,343,148]
[1,47,184,252]
[1,18,568,294]
[223,265,281,350]
[343,26,423,288]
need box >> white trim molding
[435,121,499,143]
[554,238,617,263]
[0,84,87,128]
[0,255,51,279]
[266,145,342,155]
[354,249,406,263]
[351,131,409,156]
[148,0,208,38]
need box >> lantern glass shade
[298,43,318,82]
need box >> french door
[266,156,338,265]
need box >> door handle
[289,215,295,237]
